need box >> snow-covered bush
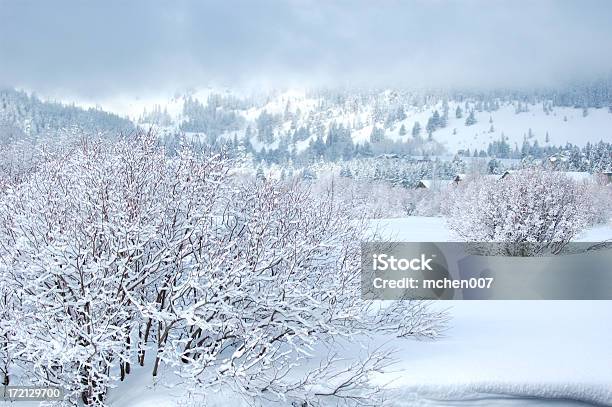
[0,136,446,406]
[309,174,444,218]
[583,181,612,225]
[442,169,597,255]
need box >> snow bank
[366,216,612,406]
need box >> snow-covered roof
[501,170,594,183]
[417,179,455,189]
[418,180,431,188]
[377,153,399,159]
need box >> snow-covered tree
[465,110,477,126]
[455,105,463,119]
[412,121,421,137]
[442,169,597,255]
[0,135,446,406]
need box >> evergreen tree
[426,110,441,134]
[399,124,407,136]
[439,111,448,128]
[432,110,441,126]
[340,167,353,178]
[412,121,421,137]
[396,106,407,121]
[456,106,463,119]
[256,166,265,180]
[465,111,477,126]
[369,126,385,143]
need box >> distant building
[501,170,595,183]
[416,180,434,189]
[416,179,455,190]
[454,173,502,184]
[377,153,399,159]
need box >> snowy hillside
[4,86,612,162]
[115,88,612,155]
[428,103,612,153]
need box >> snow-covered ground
[375,301,612,406]
[371,215,612,243]
[367,216,612,406]
[398,104,612,153]
[4,217,611,407]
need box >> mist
[2,0,612,100]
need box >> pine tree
[412,121,421,137]
[465,111,477,126]
[339,166,353,178]
[399,124,407,136]
[439,111,448,128]
[426,117,435,135]
[256,166,265,180]
[456,106,463,119]
[432,110,441,126]
[369,126,385,143]
[396,106,407,121]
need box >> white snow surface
[51,88,612,154]
[4,217,611,406]
[365,216,612,406]
[370,301,612,406]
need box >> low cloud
[2,0,612,99]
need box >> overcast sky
[2,0,612,100]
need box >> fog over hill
[3,0,612,96]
